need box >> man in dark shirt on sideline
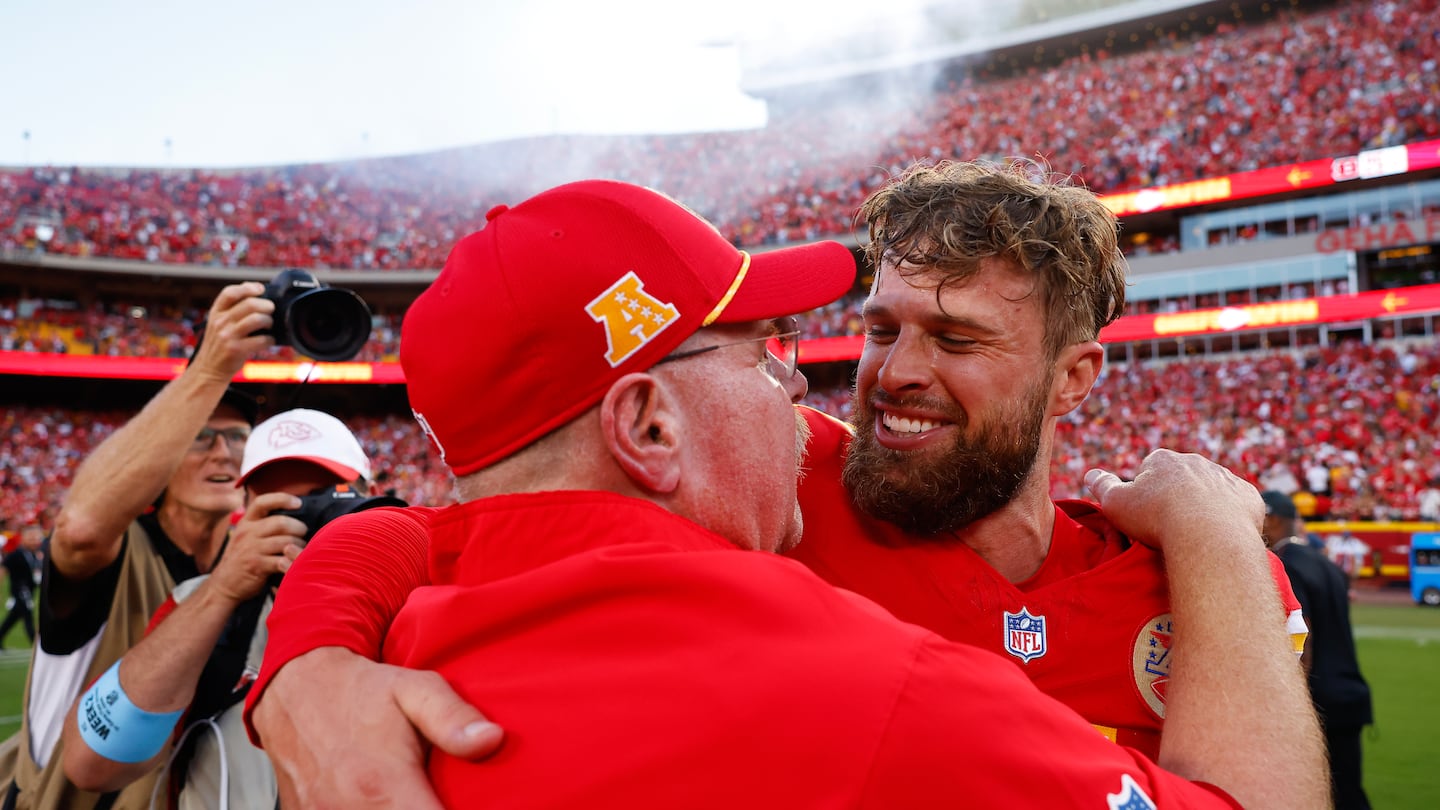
[1262,489,1374,810]
[0,525,43,647]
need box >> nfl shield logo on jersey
[1003,607,1047,663]
[1106,774,1158,810]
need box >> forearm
[62,581,241,790]
[62,693,162,792]
[244,507,431,736]
[1159,523,1327,809]
[119,581,242,712]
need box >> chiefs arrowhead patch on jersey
[1131,613,1173,719]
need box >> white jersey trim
[27,620,105,768]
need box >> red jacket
[790,406,1306,758]
[368,490,1237,808]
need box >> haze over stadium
[0,0,992,168]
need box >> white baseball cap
[239,408,371,487]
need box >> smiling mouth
[206,474,235,484]
[881,413,945,435]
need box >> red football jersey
[379,490,1240,808]
[789,407,1306,758]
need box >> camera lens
[286,288,372,362]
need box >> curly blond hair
[859,159,1127,358]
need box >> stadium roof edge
[739,0,1231,95]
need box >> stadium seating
[6,340,1438,534]
[4,0,1440,535]
[2,0,1435,268]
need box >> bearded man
[241,163,1321,809]
[790,160,1307,761]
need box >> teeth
[883,413,941,434]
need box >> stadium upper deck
[4,0,1440,539]
[2,0,1435,271]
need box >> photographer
[59,409,400,810]
[1,282,268,810]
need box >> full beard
[842,381,1049,537]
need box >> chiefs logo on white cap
[266,418,321,447]
[586,271,680,367]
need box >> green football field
[0,600,1435,805]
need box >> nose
[874,332,932,394]
[782,365,809,403]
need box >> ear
[598,373,681,494]
[1048,340,1104,417]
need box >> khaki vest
[0,520,178,810]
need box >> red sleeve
[242,506,433,742]
[859,638,1242,808]
[1267,549,1302,614]
[144,595,179,636]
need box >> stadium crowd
[7,339,1440,542]
[0,275,1377,364]
[2,0,1436,268]
[0,297,400,362]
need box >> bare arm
[49,283,274,582]
[1086,450,1328,810]
[61,492,306,792]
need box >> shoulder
[321,504,437,537]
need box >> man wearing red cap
[246,179,1321,808]
[59,408,392,810]
[1,284,271,810]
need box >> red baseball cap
[401,179,856,476]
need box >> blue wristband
[76,661,183,763]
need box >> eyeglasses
[191,426,251,454]
[655,321,802,381]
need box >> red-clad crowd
[0,298,401,362]
[6,339,1440,538]
[2,0,1436,268]
[1049,340,1440,522]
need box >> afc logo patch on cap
[586,271,680,367]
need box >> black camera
[276,485,408,544]
[260,269,373,362]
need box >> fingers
[214,498,309,600]
[391,669,505,760]
[1084,468,1125,506]
[191,282,275,378]
[254,649,487,809]
[1091,449,1264,551]
[244,491,302,518]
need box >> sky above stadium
[0,0,940,168]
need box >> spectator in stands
[0,283,272,809]
[1262,491,1374,810]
